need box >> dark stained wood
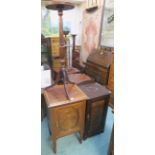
[41,94,47,121]
[58,9,65,60]
[67,67,80,74]
[68,73,93,85]
[46,2,74,11]
[46,2,76,100]
[46,2,74,61]
[78,82,111,139]
[41,35,52,68]
[86,48,112,68]
[72,46,83,70]
[72,34,77,54]
[84,48,112,85]
[43,84,87,153]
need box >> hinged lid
[86,49,112,68]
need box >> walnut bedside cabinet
[43,84,87,153]
[78,82,111,139]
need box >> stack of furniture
[43,47,113,153]
[83,47,114,108]
[43,81,111,153]
[42,1,114,153]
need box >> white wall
[69,6,83,46]
[100,0,114,47]
[42,5,83,46]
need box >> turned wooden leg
[51,136,56,153]
[79,131,83,144]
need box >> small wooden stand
[46,2,75,100]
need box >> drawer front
[50,101,86,138]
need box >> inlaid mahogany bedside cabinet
[78,82,111,139]
[43,84,88,153]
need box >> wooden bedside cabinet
[78,82,111,139]
[43,84,87,153]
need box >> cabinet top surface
[68,73,92,84]
[44,84,88,108]
[79,82,111,99]
[67,67,80,74]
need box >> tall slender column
[45,2,75,101]
[58,10,65,60]
[72,34,76,53]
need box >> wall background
[41,0,114,62]
[81,0,105,62]
[41,5,83,46]
[100,0,114,47]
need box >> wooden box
[78,82,111,139]
[44,84,87,153]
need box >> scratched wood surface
[44,84,88,108]
[68,73,92,84]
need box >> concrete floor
[41,107,114,155]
